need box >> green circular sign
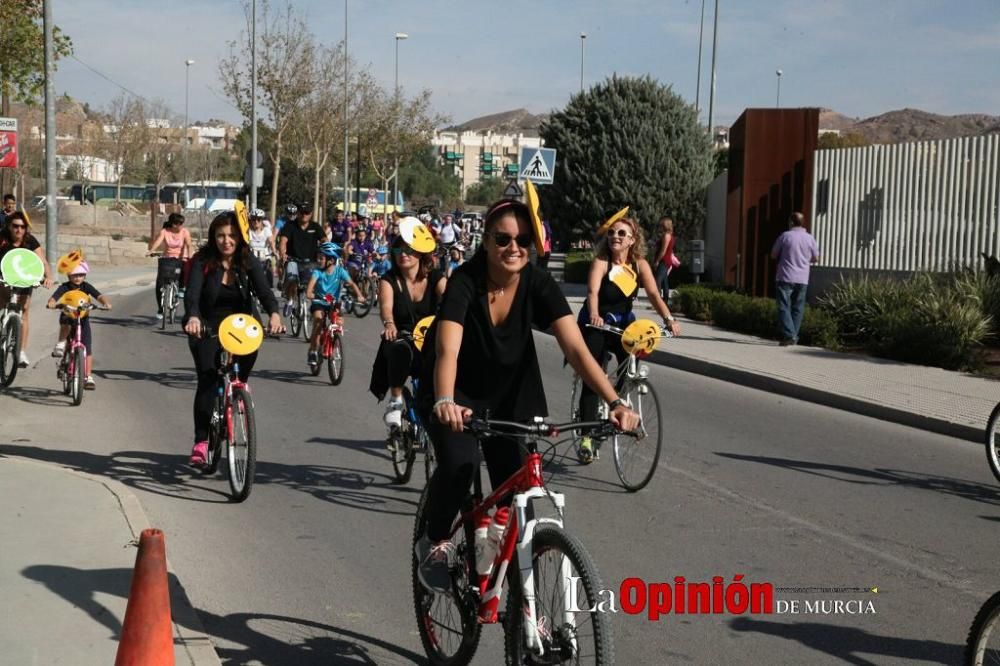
[0,248,45,288]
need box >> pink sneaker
[189,441,208,467]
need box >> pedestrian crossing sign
[517,147,557,185]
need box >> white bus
[151,181,245,212]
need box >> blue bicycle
[387,333,435,484]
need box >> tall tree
[219,0,315,222]
[540,75,713,244]
[99,93,149,202]
[0,0,73,192]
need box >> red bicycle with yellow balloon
[201,312,266,502]
[568,318,670,492]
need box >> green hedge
[563,251,594,284]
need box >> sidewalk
[559,282,1000,443]
[0,457,220,665]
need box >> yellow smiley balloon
[234,200,251,244]
[58,289,91,317]
[57,248,85,275]
[621,319,661,357]
[399,216,437,253]
[523,179,547,256]
[218,313,264,355]
[412,315,435,352]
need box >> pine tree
[539,75,713,246]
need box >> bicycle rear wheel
[612,379,663,492]
[0,314,21,387]
[967,590,1000,665]
[328,333,344,385]
[985,402,1000,483]
[227,387,257,502]
[412,486,482,664]
[390,429,416,484]
[504,525,614,665]
[299,295,312,341]
[71,347,86,406]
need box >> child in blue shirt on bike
[371,245,391,278]
[305,242,364,367]
[46,261,112,390]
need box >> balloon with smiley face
[218,313,264,355]
[0,248,45,288]
[234,201,251,244]
[412,315,435,352]
[621,319,661,358]
[57,248,85,275]
[58,289,92,317]
[398,216,436,254]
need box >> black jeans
[188,334,257,443]
[578,326,628,422]
[424,423,522,542]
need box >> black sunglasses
[392,246,417,256]
[609,229,632,238]
[489,232,533,249]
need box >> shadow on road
[21,564,423,665]
[0,444,419,514]
[728,616,961,665]
[93,368,193,390]
[715,451,1000,508]
[0,385,73,407]
[252,368,334,386]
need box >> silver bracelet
[433,397,455,409]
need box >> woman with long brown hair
[0,211,54,367]
[183,211,284,466]
[576,215,680,462]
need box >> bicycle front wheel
[967,590,1000,664]
[328,333,344,385]
[289,303,302,338]
[985,402,1000,483]
[412,485,481,664]
[504,525,614,665]
[354,279,374,318]
[612,379,663,492]
[390,429,415,484]
[227,386,257,502]
[0,314,21,387]
[71,347,86,406]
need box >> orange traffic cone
[115,528,174,666]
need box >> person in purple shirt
[770,211,819,346]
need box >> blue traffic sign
[517,147,557,185]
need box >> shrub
[710,292,778,339]
[563,251,594,284]
[798,307,840,349]
[676,285,719,321]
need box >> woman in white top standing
[248,208,277,287]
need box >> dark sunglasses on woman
[489,232,533,248]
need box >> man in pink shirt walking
[770,211,820,346]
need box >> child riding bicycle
[305,242,364,368]
[46,261,112,390]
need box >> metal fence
[811,134,1000,272]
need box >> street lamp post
[775,69,782,107]
[183,59,194,210]
[579,32,586,93]
[393,32,407,215]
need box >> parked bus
[70,182,151,205]
[150,181,245,212]
[330,188,404,216]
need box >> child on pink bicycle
[46,261,112,390]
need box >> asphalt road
[3,286,998,665]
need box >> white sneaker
[51,341,66,357]
[18,351,29,368]
[384,399,404,428]
[156,313,164,321]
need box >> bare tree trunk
[1,74,9,197]
[268,132,284,224]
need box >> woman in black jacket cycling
[183,211,284,465]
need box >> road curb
[3,457,222,666]
[650,347,983,444]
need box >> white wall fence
[811,134,1000,272]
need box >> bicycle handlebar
[585,322,675,339]
[466,416,619,440]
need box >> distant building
[432,130,543,196]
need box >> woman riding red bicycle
[413,197,640,592]
[183,211,284,466]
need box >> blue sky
[53,0,1000,128]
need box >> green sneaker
[577,437,594,464]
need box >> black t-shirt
[279,222,323,261]
[208,281,242,326]
[0,235,40,261]
[382,269,444,333]
[419,254,571,420]
[51,280,103,301]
